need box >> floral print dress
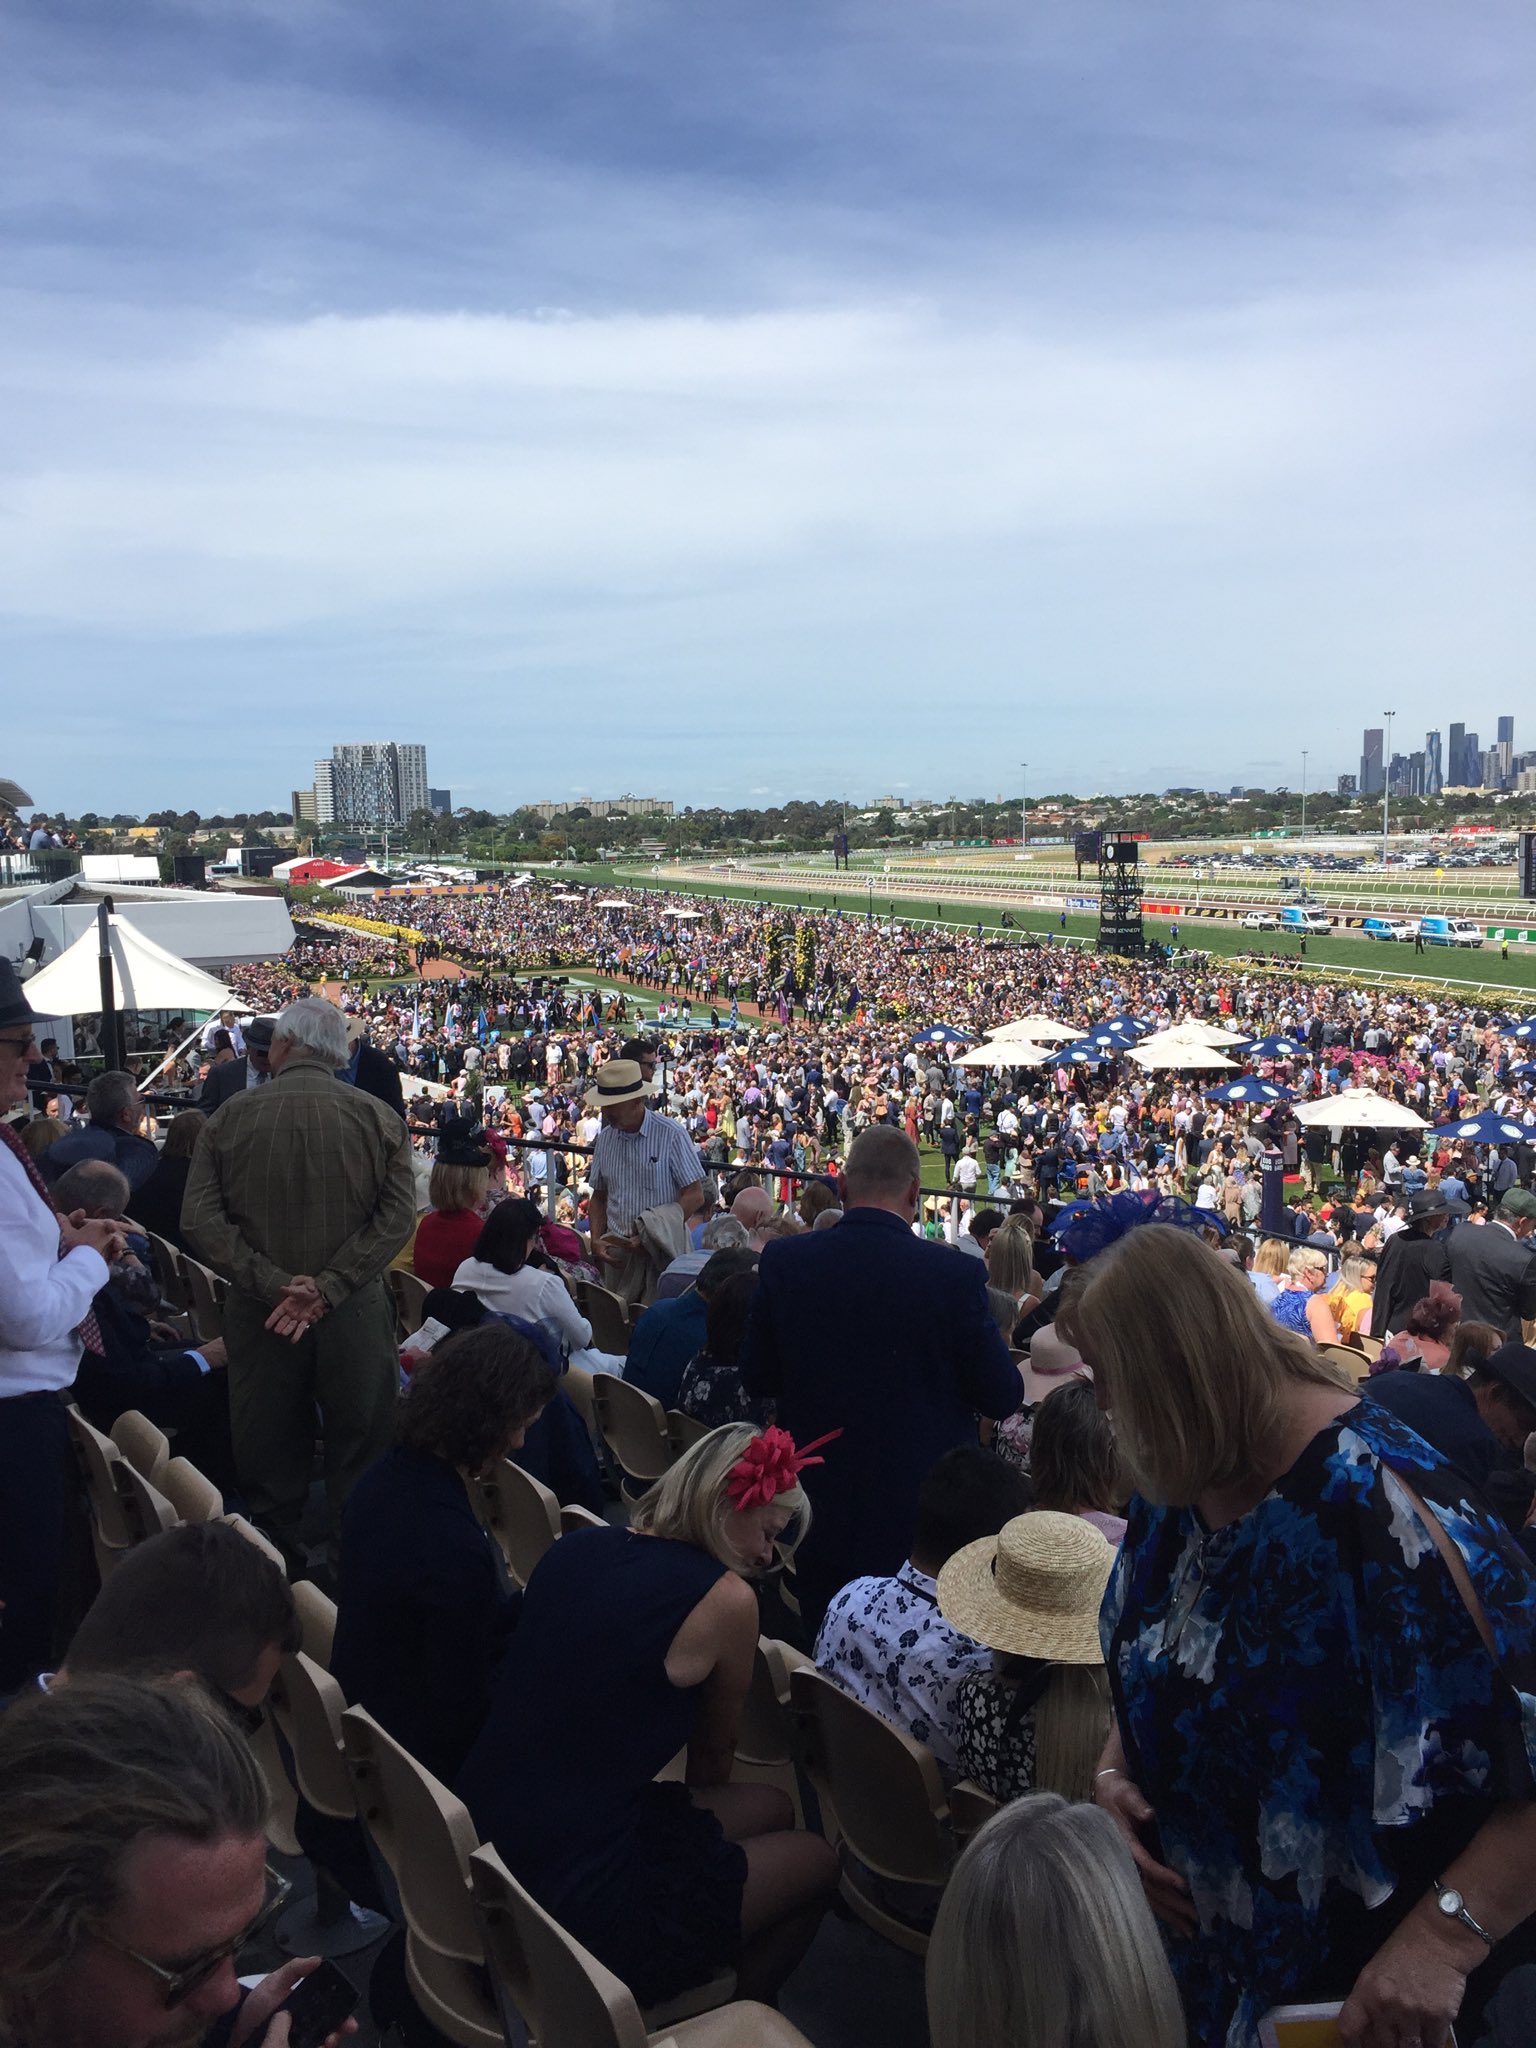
[1103,1403,1536,2048]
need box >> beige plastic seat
[66,1405,138,1569]
[666,1411,712,1459]
[340,1706,501,2048]
[562,1362,597,1436]
[581,1284,632,1358]
[560,1504,608,1536]
[183,1259,227,1342]
[146,1233,192,1314]
[115,1457,181,1543]
[788,1665,958,1954]
[1357,1334,1384,1364]
[291,1578,339,1670]
[950,1780,999,1845]
[267,1651,356,1822]
[391,1268,430,1337]
[733,1640,803,1822]
[481,1458,562,1588]
[591,1377,674,1489]
[1319,1341,1371,1382]
[469,1845,767,2047]
[160,1455,223,1523]
[223,1514,289,1573]
[110,1409,170,1485]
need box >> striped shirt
[589,1109,702,1233]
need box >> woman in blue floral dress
[1069,1225,1536,2048]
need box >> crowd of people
[4,872,1536,2048]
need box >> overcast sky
[3,0,1532,816]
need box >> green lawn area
[550,864,1536,998]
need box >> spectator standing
[740,1126,1023,1626]
[0,962,125,1689]
[1374,1188,1454,1337]
[182,997,414,1556]
[196,1016,276,1112]
[586,1059,706,1303]
[1448,1189,1536,1339]
[126,1108,205,1251]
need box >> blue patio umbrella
[1430,1110,1534,1145]
[1510,1062,1536,1080]
[1205,1079,1294,1105]
[912,1025,970,1045]
[1081,1022,1144,1050]
[1243,1034,1309,1058]
[1498,1019,1536,1040]
[1044,1043,1105,1069]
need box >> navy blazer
[332,1446,519,1783]
[740,1207,1022,1623]
[1448,1223,1536,1340]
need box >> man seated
[60,1520,299,1713]
[622,1245,759,1407]
[652,1212,749,1300]
[0,1672,355,2048]
[815,1446,1032,1775]
[40,1069,159,1190]
[52,1159,238,1502]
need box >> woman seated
[1269,1245,1340,1345]
[927,1794,1184,2048]
[458,1425,839,2006]
[455,1196,594,1352]
[332,1324,554,1782]
[674,1270,771,1429]
[1325,1247,1377,1340]
[1378,1281,1463,1373]
[936,1510,1114,1804]
[413,1118,496,1288]
[986,1217,1043,1338]
[1029,1378,1128,1544]
[1248,1234,1290,1309]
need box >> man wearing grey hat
[1449,1188,1536,1340]
[196,1016,277,1112]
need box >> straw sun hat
[936,1511,1113,1663]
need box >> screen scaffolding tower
[1096,835,1145,955]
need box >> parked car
[1240,910,1279,930]
[1362,917,1417,941]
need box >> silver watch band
[1433,1877,1496,1951]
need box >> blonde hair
[1253,1238,1290,1278]
[629,1424,811,1571]
[429,1161,489,1216]
[987,1220,1037,1298]
[1033,1665,1113,1801]
[1068,1225,1353,1506]
[1287,1246,1328,1282]
[927,1793,1185,2048]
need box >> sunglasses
[0,1034,39,1054]
[98,1865,292,2007]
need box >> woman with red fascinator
[457,1425,839,2007]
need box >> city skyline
[5,0,1533,812]
[1357,714,1529,799]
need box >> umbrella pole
[97,900,125,1071]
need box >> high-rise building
[312,759,335,825]
[1424,730,1443,796]
[428,788,452,816]
[1447,723,1466,786]
[1462,732,1481,788]
[291,788,317,825]
[327,743,430,827]
[1495,715,1515,789]
[1407,752,1426,796]
[1359,728,1384,796]
[1387,753,1411,795]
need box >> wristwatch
[1432,1878,1496,1952]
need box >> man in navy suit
[740,1127,1023,1627]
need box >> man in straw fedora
[585,1058,705,1306]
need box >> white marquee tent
[24,915,235,1019]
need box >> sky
[2,0,1533,816]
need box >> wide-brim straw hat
[585,1058,656,1109]
[936,1511,1113,1663]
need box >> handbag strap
[1384,1465,1496,1660]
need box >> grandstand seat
[268,1650,356,1823]
[66,1405,138,1569]
[1357,1334,1384,1364]
[949,1780,999,1845]
[110,1409,170,1485]
[159,1455,223,1523]
[291,1578,339,1670]
[223,1514,289,1574]
[591,1377,674,1490]
[469,1845,759,2046]
[788,1665,958,1954]
[560,1504,608,1536]
[146,1232,192,1315]
[666,1410,712,1459]
[580,1284,632,1357]
[340,1705,502,2048]
[562,1362,597,1435]
[1319,1342,1372,1382]
[390,1268,430,1338]
[481,1458,562,1588]
[115,1456,181,1543]
[183,1259,228,1343]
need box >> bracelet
[1094,1768,1123,1781]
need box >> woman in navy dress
[458,1424,838,2005]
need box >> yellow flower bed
[305,909,427,944]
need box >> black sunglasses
[98,1865,292,2007]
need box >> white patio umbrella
[595,898,630,909]
[1128,1039,1238,1072]
[664,909,705,920]
[991,1015,1084,1044]
[1167,1019,1251,1047]
[1292,1089,1428,1131]
[551,891,585,902]
[956,1040,1053,1068]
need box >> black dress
[456,1527,748,2005]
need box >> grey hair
[699,1214,749,1251]
[273,997,348,1069]
[927,1794,1185,2048]
[85,1070,139,1126]
[50,1159,130,1217]
[1288,1246,1329,1281]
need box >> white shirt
[0,1147,109,1395]
[451,1257,593,1353]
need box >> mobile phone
[274,1960,359,2048]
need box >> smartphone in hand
[275,1961,359,2048]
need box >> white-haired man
[182,998,414,1559]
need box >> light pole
[1300,751,1308,839]
[1381,709,1395,863]
[1020,762,1028,851]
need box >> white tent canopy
[956,1040,1052,1068]
[1292,1089,1428,1131]
[991,1015,1083,1044]
[1168,1019,1251,1047]
[24,916,235,1018]
[1129,1034,1238,1072]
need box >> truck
[1362,916,1417,942]
[1279,906,1331,935]
[1418,916,1484,948]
